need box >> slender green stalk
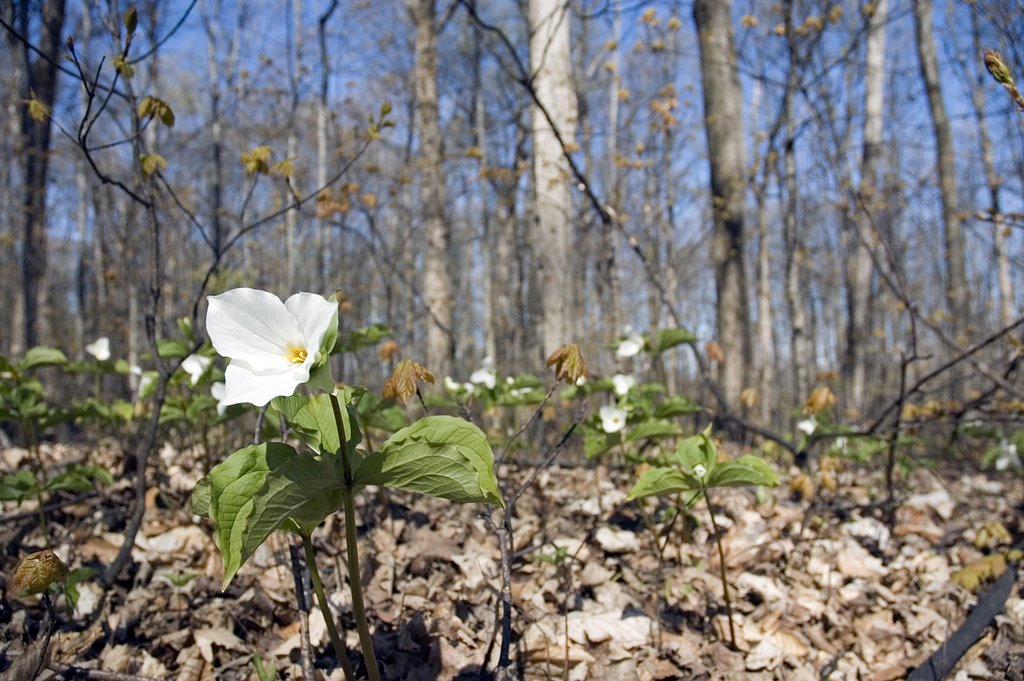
[704,488,736,646]
[342,487,381,681]
[302,534,356,681]
[329,392,381,681]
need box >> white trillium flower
[470,367,497,390]
[599,405,627,434]
[616,333,645,358]
[612,373,636,397]
[444,376,461,392]
[181,354,212,385]
[211,382,228,416]
[86,337,111,362]
[796,418,817,436]
[206,288,338,407]
[693,464,707,479]
[995,439,1022,472]
[137,372,155,398]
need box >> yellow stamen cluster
[285,345,308,365]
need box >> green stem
[302,534,356,681]
[704,488,736,646]
[329,392,381,681]
[343,487,380,681]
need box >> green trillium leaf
[19,347,67,372]
[652,327,697,354]
[354,415,504,508]
[625,419,684,442]
[198,442,346,588]
[706,455,779,488]
[627,466,702,502]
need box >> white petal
[221,363,305,407]
[182,354,212,384]
[284,292,337,355]
[207,289,301,366]
[86,337,111,361]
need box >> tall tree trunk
[18,0,67,350]
[285,0,303,292]
[914,0,968,340]
[599,7,622,347]
[529,0,576,359]
[410,0,454,377]
[846,0,887,418]
[782,0,812,403]
[967,9,1013,327]
[693,0,750,406]
[318,1,339,292]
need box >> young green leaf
[19,346,67,372]
[672,428,717,476]
[271,393,353,454]
[652,327,697,353]
[354,415,504,508]
[202,442,346,587]
[625,419,684,442]
[627,466,700,501]
[705,455,778,488]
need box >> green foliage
[651,327,697,354]
[628,428,778,502]
[354,416,505,508]
[0,463,114,505]
[195,397,504,588]
[334,323,392,353]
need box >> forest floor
[2,441,1024,681]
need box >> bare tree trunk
[203,0,226,260]
[599,7,622,345]
[285,0,303,292]
[693,0,750,406]
[846,0,887,417]
[18,0,67,350]
[914,0,968,340]
[318,1,338,292]
[410,0,454,377]
[529,0,576,359]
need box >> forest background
[3,0,1024,438]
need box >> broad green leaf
[202,442,346,587]
[271,392,359,455]
[354,415,504,508]
[672,428,716,475]
[19,347,67,372]
[654,395,702,418]
[583,428,620,459]
[157,339,190,358]
[192,478,211,516]
[626,419,683,442]
[627,466,701,501]
[652,327,696,353]
[334,323,392,353]
[706,455,778,489]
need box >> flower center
[284,345,308,365]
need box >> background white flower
[612,373,636,396]
[211,382,228,416]
[85,337,111,361]
[616,333,645,358]
[181,354,212,385]
[600,405,626,434]
[206,288,338,407]
[797,418,817,435]
[470,366,497,390]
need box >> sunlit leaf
[354,416,504,508]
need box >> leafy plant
[629,426,777,646]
